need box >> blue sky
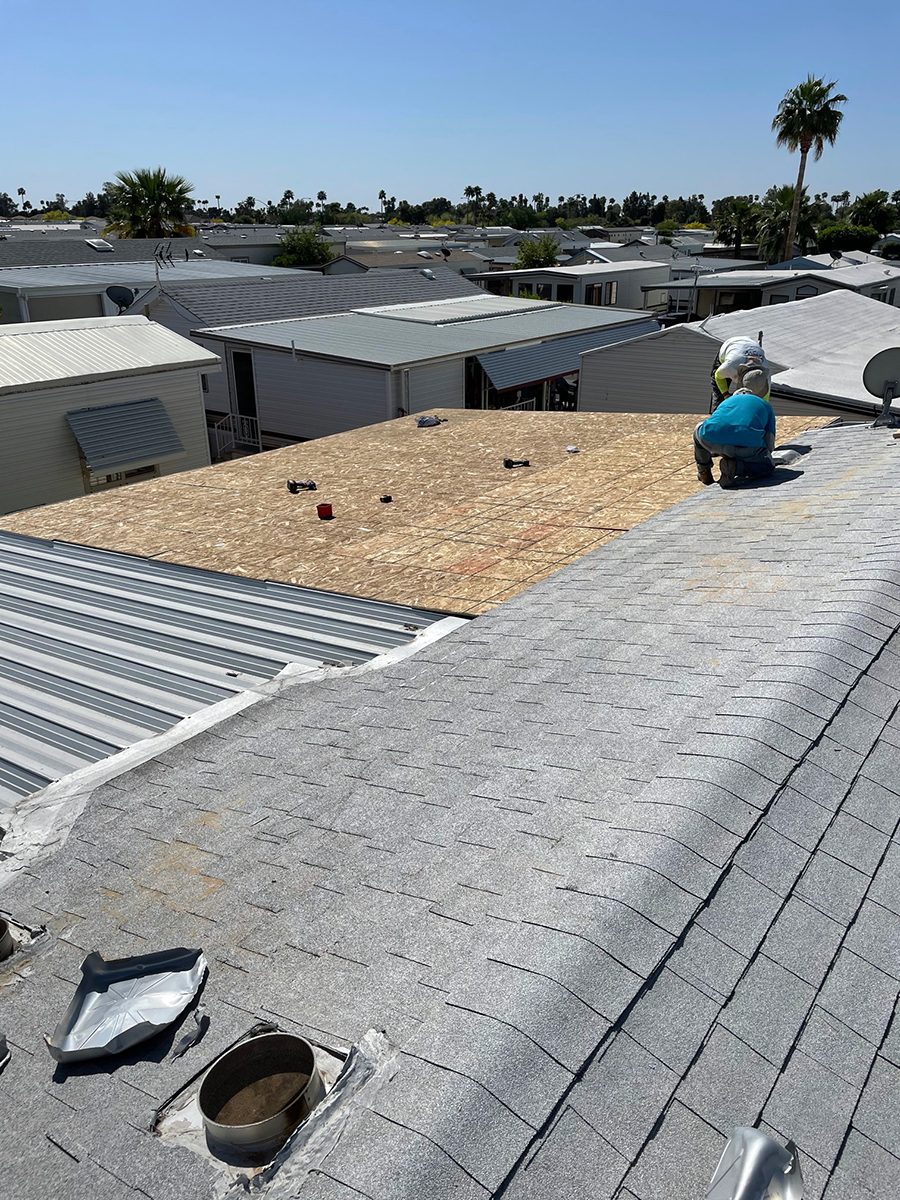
[3,0,897,210]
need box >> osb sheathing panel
[0,409,833,615]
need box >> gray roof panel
[477,318,659,390]
[0,237,226,269]
[0,531,448,806]
[65,397,184,473]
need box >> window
[795,285,819,298]
[556,284,574,303]
[718,293,735,307]
[230,256,250,263]
[88,464,158,492]
[603,280,618,305]
[201,374,209,393]
[536,283,552,301]
[768,293,790,304]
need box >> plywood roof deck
[0,409,831,615]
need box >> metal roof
[195,303,651,368]
[664,261,900,291]
[477,318,659,391]
[0,259,305,293]
[0,237,227,269]
[66,397,184,473]
[0,315,220,396]
[162,266,482,327]
[358,294,552,323]
[0,531,448,807]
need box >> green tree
[816,223,879,253]
[104,166,195,238]
[848,190,897,235]
[758,184,815,262]
[272,228,335,268]
[772,75,847,262]
[515,234,560,268]
[712,196,759,256]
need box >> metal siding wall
[250,348,390,439]
[580,331,849,420]
[193,334,233,414]
[0,291,22,324]
[0,368,210,515]
[579,333,715,414]
[406,359,465,413]
[27,294,104,322]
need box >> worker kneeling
[694,370,775,490]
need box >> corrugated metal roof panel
[0,315,219,395]
[66,397,185,473]
[0,532,450,808]
[477,319,660,391]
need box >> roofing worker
[695,370,775,489]
[712,336,771,410]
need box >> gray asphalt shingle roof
[2,424,899,1200]
[164,266,483,327]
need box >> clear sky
[3,0,898,211]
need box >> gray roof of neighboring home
[334,250,485,268]
[0,260,305,294]
[3,423,900,1199]
[0,237,226,269]
[163,266,483,327]
[195,299,651,367]
[665,261,900,292]
[0,531,448,808]
[477,317,660,390]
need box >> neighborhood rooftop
[194,296,651,366]
[0,259,306,293]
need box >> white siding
[579,328,842,419]
[193,333,233,414]
[0,367,211,515]
[242,346,391,440]
[405,359,464,412]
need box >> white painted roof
[484,260,669,279]
[0,315,220,396]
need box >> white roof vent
[85,239,114,252]
[417,250,433,259]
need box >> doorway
[231,351,258,419]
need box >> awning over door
[476,319,658,392]
[66,397,184,473]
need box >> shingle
[796,1006,879,1088]
[795,853,870,926]
[720,954,815,1064]
[820,814,890,877]
[622,968,720,1074]
[677,1024,779,1134]
[762,896,845,988]
[569,1031,679,1158]
[826,1129,900,1198]
[502,1106,629,1200]
[696,868,783,956]
[852,1056,900,1153]
[844,900,900,980]
[620,1100,725,1200]
[764,1049,860,1170]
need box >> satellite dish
[830,251,842,264]
[106,285,137,313]
[862,346,900,427]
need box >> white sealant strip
[0,615,468,886]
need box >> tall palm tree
[104,167,194,238]
[772,75,847,261]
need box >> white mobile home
[470,261,670,309]
[192,294,659,452]
[0,316,220,514]
[0,260,305,325]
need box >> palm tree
[772,75,847,261]
[757,184,815,263]
[378,188,387,213]
[104,167,195,238]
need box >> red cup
[316,502,333,520]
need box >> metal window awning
[66,397,185,474]
[476,319,659,392]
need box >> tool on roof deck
[287,479,316,493]
[380,494,393,503]
[416,415,446,427]
[503,458,530,469]
[316,502,334,520]
[566,445,579,454]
